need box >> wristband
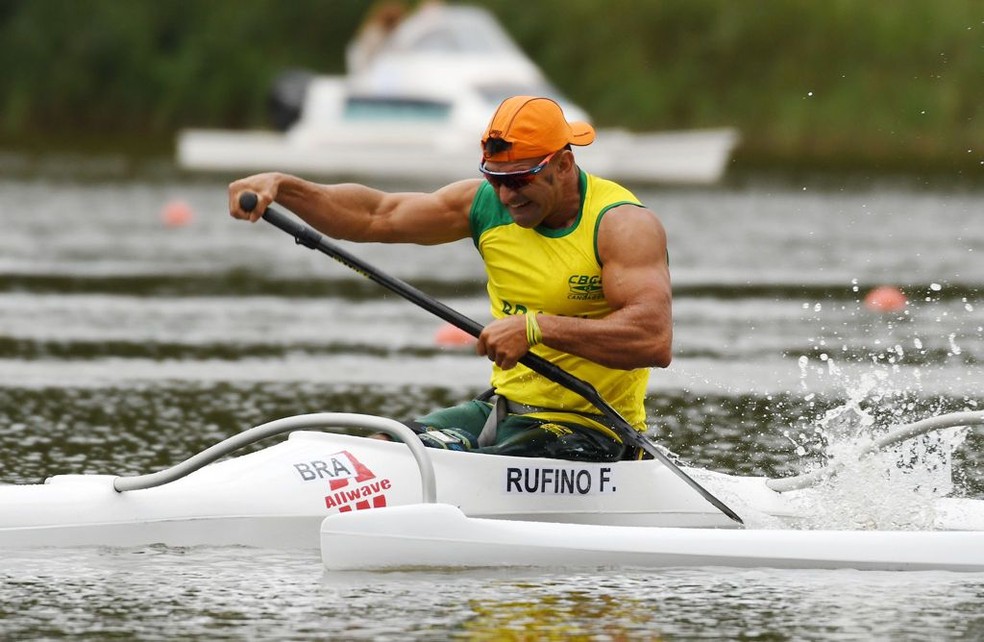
[525,312,543,347]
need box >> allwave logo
[567,274,603,300]
[293,450,391,512]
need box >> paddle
[238,192,744,525]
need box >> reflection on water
[0,173,982,638]
[2,547,983,640]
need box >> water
[2,553,982,640]
[1,170,982,639]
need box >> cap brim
[569,121,596,146]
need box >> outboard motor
[267,69,317,131]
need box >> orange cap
[481,96,595,162]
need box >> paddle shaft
[239,193,743,525]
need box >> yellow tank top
[468,170,650,438]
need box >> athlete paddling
[229,96,672,462]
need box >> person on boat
[345,0,408,75]
[228,95,672,462]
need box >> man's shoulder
[436,178,484,211]
[583,172,642,208]
[468,181,513,233]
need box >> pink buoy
[161,200,194,227]
[435,323,476,348]
[863,286,907,312]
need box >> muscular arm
[540,205,672,369]
[479,204,672,371]
[539,205,673,369]
[228,172,480,245]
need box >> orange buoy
[863,286,907,312]
[434,323,476,348]
[161,200,194,227]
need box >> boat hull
[0,429,751,548]
[176,126,739,186]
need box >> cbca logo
[567,274,603,299]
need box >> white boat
[1,411,982,573]
[176,4,739,185]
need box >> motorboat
[1,411,982,573]
[176,4,739,185]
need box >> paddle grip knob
[239,192,258,213]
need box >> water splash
[780,288,980,530]
[789,417,967,530]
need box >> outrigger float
[3,197,980,572]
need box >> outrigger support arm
[240,193,745,526]
[766,411,984,492]
[113,413,437,501]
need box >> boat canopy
[379,5,527,57]
[347,4,581,120]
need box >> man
[229,96,672,462]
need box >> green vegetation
[1,0,982,172]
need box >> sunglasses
[479,151,558,190]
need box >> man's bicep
[598,207,671,310]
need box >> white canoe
[1,412,982,573]
[0,414,749,548]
